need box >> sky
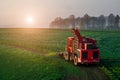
[0,0,120,28]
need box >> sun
[26,16,34,24]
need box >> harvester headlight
[82,51,88,58]
[93,51,98,58]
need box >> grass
[0,28,70,53]
[0,28,120,80]
[0,45,87,80]
[83,30,120,80]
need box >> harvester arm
[71,28,82,42]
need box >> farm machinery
[60,28,100,65]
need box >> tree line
[49,13,120,30]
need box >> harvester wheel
[69,55,73,61]
[64,52,70,61]
[74,56,78,66]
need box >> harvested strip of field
[0,43,45,55]
[59,55,109,80]
[79,65,109,80]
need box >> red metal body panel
[67,37,74,53]
[78,49,100,64]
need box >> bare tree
[114,15,120,29]
[76,17,81,29]
[68,15,76,28]
[83,14,90,29]
[49,13,120,30]
[108,13,115,29]
[98,15,106,29]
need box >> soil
[78,65,109,80]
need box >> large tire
[69,54,73,61]
[64,52,70,61]
[74,56,78,66]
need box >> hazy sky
[0,0,120,28]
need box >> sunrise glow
[26,16,34,25]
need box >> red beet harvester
[61,28,100,65]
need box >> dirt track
[59,52,109,80]
[78,65,109,80]
[1,44,109,80]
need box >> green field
[0,28,120,80]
